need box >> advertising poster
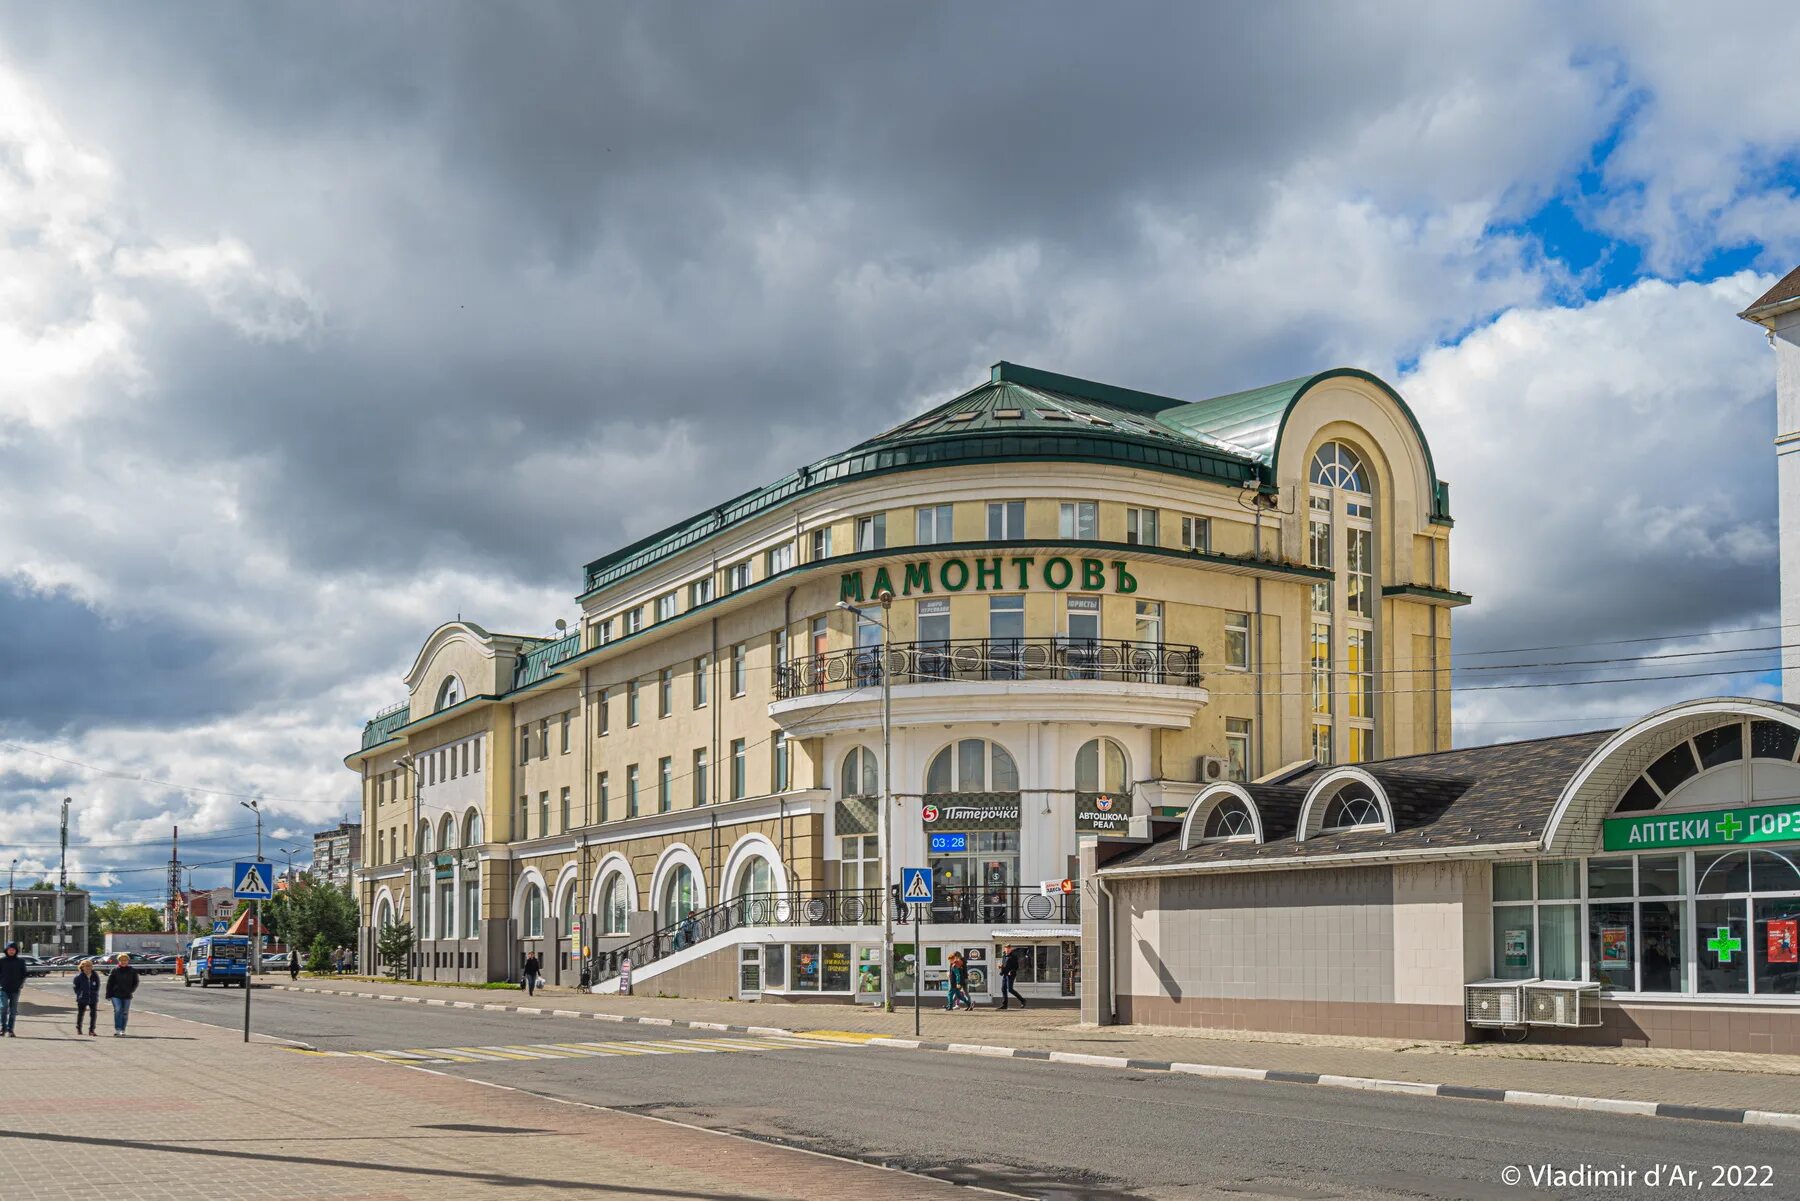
[1503,929,1529,969]
[1600,927,1631,967]
[1770,919,1799,965]
[823,945,852,991]
[795,949,818,989]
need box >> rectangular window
[840,834,880,892]
[470,739,479,774]
[1310,723,1333,767]
[538,790,549,832]
[1224,611,1250,670]
[694,655,710,707]
[1346,628,1374,719]
[810,527,833,560]
[730,738,747,800]
[856,514,887,551]
[1347,527,1373,618]
[1066,595,1100,641]
[598,772,610,822]
[1346,726,1373,764]
[627,680,640,726]
[537,718,549,761]
[596,690,609,736]
[986,500,1025,540]
[1058,501,1097,540]
[1307,512,1332,569]
[766,543,795,575]
[447,746,457,781]
[658,757,672,813]
[377,830,385,863]
[1310,623,1332,716]
[659,668,673,718]
[773,731,789,792]
[1226,718,1252,782]
[1311,581,1332,615]
[1181,515,1211,554]
[1134,599,1163,645]
[623,607,643,635]
[560,711,571,754]
[1125,507,1158,546]
[916,504,955,544]
[690,576,714,608]
[596,618,614,645]
[655,591,678,623]
[518,795,529,839]
[731,643,747,697]
[727,560,752,592]
[559,786,571,832]
[519,727,530,766]
[917,598,950,651]
[425,754,435,787]
[693,748,709,806]
[989,594,1025,680]
[626,765,639,817]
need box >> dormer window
[434,676,464,712]
[1203,799,1255,840]
[1322,783,1383,830]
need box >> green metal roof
[579,361,1450,597]
[513,631,581,689]
[361,705,411,750]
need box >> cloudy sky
[2,3,1796,900]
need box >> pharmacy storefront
[1090,697,1800,1053]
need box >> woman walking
[72,960,100,1036]
[104,952,140,1036]
[944,952,973,1011]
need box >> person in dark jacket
[944,952,973,1011]
[997,944,1028,1010]
[288,952,301,981]
[72,960,100,1036]
[0,943,27,1036]
[522,952,542,996]
[104,953,141,1036]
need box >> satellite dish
[554,618,568,633]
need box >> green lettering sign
[1010,556,1034,589]
[1081,558,1106,590]
[1043,556,1073,589]
[940,559,970,591]
[903,562,933,595]
[870,566,895,599]
[840,573,864,603]
[975,557,1003,590]
[1601,801,1800,852]
[839,555,1141,600]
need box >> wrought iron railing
[588,885,1081,983]
[775,637,1201,699]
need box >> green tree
[87,900,165,954]
[376,921,413,980]
[306,932,333,973]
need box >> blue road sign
[212,920,229,934]
[232,861,274,900]
[928,833,967,854]
[901,866,934,904]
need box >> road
[139,981,1800,1200]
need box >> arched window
[1613,719,1800,813]
[660,865,696,927]
[926,738,1020,793]
[439,814,457,851]
[1322,783,1384,831]
[1310,442,1368,492]
[600,873,630,935]
[841,746,880,798]
[1075,738,1129,794]
[560,884,577,939]
[523,886,545,938]
[733,855,776,899]
[464,808,484,846]
[418,822,434,855]
[375,897,394,930]
[435,675,464,712]
[1204,799,1255,840]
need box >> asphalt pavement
[139,981,1800,1201]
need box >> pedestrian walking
[944,951,973,1011]
[997,943,1028,1010]
[332,946,346,974]
[72,960,100,1036]
[522,952,541,996]
[288,951,301,981]
[104,953,140,1036]
[0,942,27,1036]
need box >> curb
[270,983,1800,1130]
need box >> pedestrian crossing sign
[901,866,933,904]
[233,861,274,900]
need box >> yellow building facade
[346,362,1462,999]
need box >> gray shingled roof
[1108,730,1615,872]
[1741,265,1800,318]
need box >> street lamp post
[838,588,896,1012]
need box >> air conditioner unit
[1198,755,1229,783]
[1523,981,1602,1028]
[1463,978,1530,1028]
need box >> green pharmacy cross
[1716,812,1744,842]
[1707,926,1743,964]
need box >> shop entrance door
[738,945,762,998]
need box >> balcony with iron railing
[590,885,1081,983]
[774,637,1202,701]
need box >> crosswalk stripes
[337,1034,829,1064]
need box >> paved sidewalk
[272,975,1800,1115]
[0,992,997,1201]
